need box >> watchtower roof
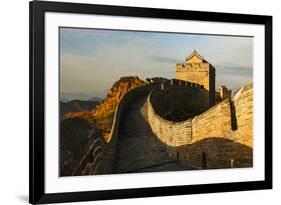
[185,50,208,63]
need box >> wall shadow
[153,136,253,169]
[150,79,210,122]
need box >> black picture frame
[29,0,272,204]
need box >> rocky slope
[63,76,145,140]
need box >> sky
[60,27,253,100]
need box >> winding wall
[147,92,192,158]
[148,101,193,147]
[80,82,253,174]
[82,83,159,175]
[147,83,253,169]
[147,80,208,159]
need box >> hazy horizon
[60,27,253,101]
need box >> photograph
[28,1,272,203]
[59,27,254,176]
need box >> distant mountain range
[60,93,103,103]
[88,97,103,102]
[60,99,100,119]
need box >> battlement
[176,62,210,71]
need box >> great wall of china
[64,50,253,175]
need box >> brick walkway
[115,94,192,174]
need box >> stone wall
[233,84,253,147]
[190,83,253,147]
[147,95,192,147]
[146,80,211,158]
[146,83,253,169]
[177,137,252,169]
[147,93,192,158]
[192,98,233,142]
[186,96,252,169]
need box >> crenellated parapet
[176,62,210,72]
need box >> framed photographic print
[29,0,272,204]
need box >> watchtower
[176,50,215,106]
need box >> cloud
[202,36,253,68]
[60,28,253,97]
[216,66,252,76]
[149,56,181,64]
